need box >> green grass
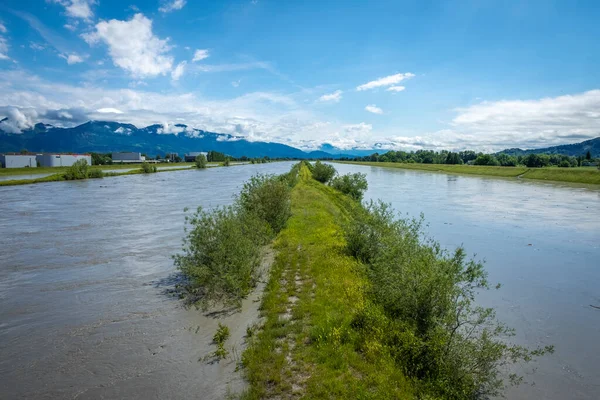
[0,162,196,176]
[241,165,414,399]
[521,167,600,185]
[336,161,600,185]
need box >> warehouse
[36,154,92,167]
[112,152,146,163]
[184,152,208,162]
[0,154,38,168]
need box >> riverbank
[0,162,237,186]
[335,161,600,185]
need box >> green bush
[330,172,368,200]
[222,158,231,167]
[195,154,208,169]
[238,174,292,234]
[473,154,500,166]
[344,201,554,398]
[311,161,336,183]
[141,162,157,173]
[64,159,90,180]
[88,169,104,179]
[174,205,271,309]
[174,164,299,309]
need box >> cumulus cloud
[82,13,173,78]
[192,49,209,62]
[59,53,84,64]
[52,0,95,20]
[159,0,187,13]
[171,61,186,80]
[357,73,414,91]
[0,22,7,34]
[0,107,38,133]
[318,90,343,103]
[387,86,405,92]
[365,104,383,114]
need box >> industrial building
[0,154,38,168]
[112,152,146,163]
[184,152,208,162]
[36,154,92,167]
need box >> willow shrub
[330,172,368,200]
[64,159,90,180]
[345,201,553,399]
[311,160,336,183]
[174,165,298,309]
[141,162,157,173]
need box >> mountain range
[497,137,600,157]
[0,120,598,158]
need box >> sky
[0,0,599,152]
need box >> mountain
[498,137,600,157]
[0,121,345,159]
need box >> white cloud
[0,37,9,60]
[365,104,383,114]
[82,13,173,78]
[64,23,78,31]
[59,53,84,64]
[171,61,186,80]
[0,23,7,34]
[97,107,124,114]
[318,90,343,103]
[0,107,38,133]
[192,49,209,62]
[387,86,405,92]
[52,0,95,20]
[159,0,187,13]
[231,80,241,87]
[30,42,46,51]
[357,72,415,91]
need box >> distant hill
[498,137,600,157]
[0,120,347,159]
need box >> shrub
[141,162,157,173]
[195,154,208,169]
[222,158,231,167]
[174,205,271,309]
[330,172,368,200]
[345,202,554,398]
[88,169,104,178]
[212,323,231,359]
[311,161,336,183]
[64,159,89,180]
[238,174,292,234]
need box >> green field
[335,161,600,185]
[0,162,196,176]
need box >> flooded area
[0,162,292,399]
[0,161,599,399]
[332,163,600,400]
[0,173,54,182]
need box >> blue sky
[1,0,599,151]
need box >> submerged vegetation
[173,164,300,309]
[238,162,552,399]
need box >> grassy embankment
[336,161,600,185]
[241,165,414,398]
[0,162,234,187]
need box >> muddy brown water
[1,161,599,399]
[0,162,292,399]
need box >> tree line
[341,149,598,168]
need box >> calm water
[0,162,598,399]
[332,162,600,400]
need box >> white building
[36,154,92,167]
[0,154,38,168]
[112,152,146,163]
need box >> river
[0,162,598,399]
[332,162,600,400]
